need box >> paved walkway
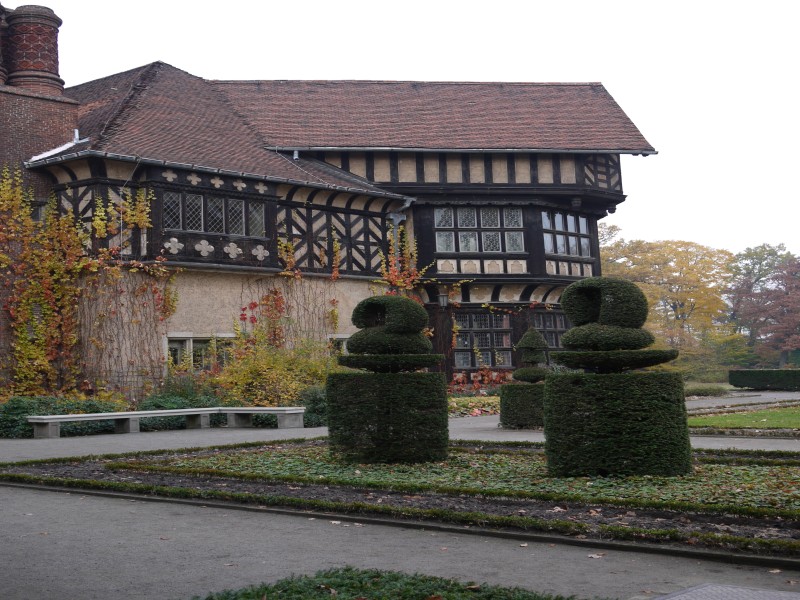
[1,392,799,600]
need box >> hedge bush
[561,323,654,351]
[543,372,691,477]
[550,349,679,373]
[137,394,225,431]
[729,369,800,391]
[499,384,544,428]
[338,354,442,373]
[327,372,448,463]
[559,277,649,328]
[0,396,127,438]
[351,294,429,333]
[299,385,327,427]
[346,327,433,355]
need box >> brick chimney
[0,4,9,85]
[4,4,64,95]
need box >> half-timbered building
[0,4,655,389]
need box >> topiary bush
[0,396,127,438]
[544,276,691,477]
[299,385,328,427]
[499,384,544,429]
[327,295,446,463]
[499,328,548,428]
[544,372,691,476]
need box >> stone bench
[27,407,306,439]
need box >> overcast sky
[21,0,800,255]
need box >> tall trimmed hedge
[327,372,448,463]
[327,295,446,463]
[499,384,544,429]
[729,369,800,391]
[544,277,691,477]
[544,372,691,476]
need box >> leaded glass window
[249,204,265,237]
[450,311,513,370]
[459,231,478,252]
[163,192,182,229]
[228,199,245,235]
[504,207,523,228]
[185,194,203,231]
[207,197,224,233]
[482,231,501,252]
[480,207,500,228]
[541,209,594,276]
[457,207,477,228]
[434,207,453,228]
[436,231,455,252]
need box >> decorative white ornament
[233,179,247,191]
[251,245,270,261]
[194,240,214,257]
[224,242,243,259]
[210,176,224,189]
[255,182,268,194]
[164,237,184,254]
[162,169,177,182]
[186,173,202,185]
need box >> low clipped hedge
[499,384,544,428]
[137,395,223,431]
[561,323,654,351]
[327,371,448,463]
[543,372,691,477]
[0,396,127,438]
[729,369,800,391]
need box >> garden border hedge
[729,369,800,391]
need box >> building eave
[24,150,417,203]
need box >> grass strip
[2,471,798,557]
[190,566,596,600]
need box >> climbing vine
[0,169,174,400]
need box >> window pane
[185,194,203,231]
[248,203,265,237]
[543,234,555,254]
[434,207,453,228]
[580,238,591,256]
[480,207,500,228]
[494,332,511,347]
[478,351,492,366]
[163,192,182,229]
[579,216,588,234]
[554,212,564,231]
[455,333,471,349]
[472,314,490,329]
[228,199,245,235]
[556,234,567,254]
[492,313,510,328]
[457,207,477,228]
[495,350,512,367]
[454,352,472,368]
[505,231,525,252]
[568,236,579,255]
[504,207,523,228]
[436,231,455,252]
[458,231,478,252]
[167,339,187,364]
[567,215,577,232]
[474,332,491,348]
[541,211,552,229]
[482,231,501,252]
[207,197,224,233]
[455,314,471,329]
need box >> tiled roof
[62,63,392,195]
[213,80,655,153]
[59,62,654,191]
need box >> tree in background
[601,231,732,350]
[757,257,800,366]
[726,244,796,347]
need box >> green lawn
[688,406,800,429]
[133,443,800,512]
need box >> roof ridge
[94,62,164,150]
[211,80,602,86]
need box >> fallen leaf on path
[587,553,606,559]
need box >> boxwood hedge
[499,384,544,428]
[729,369,800,391]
